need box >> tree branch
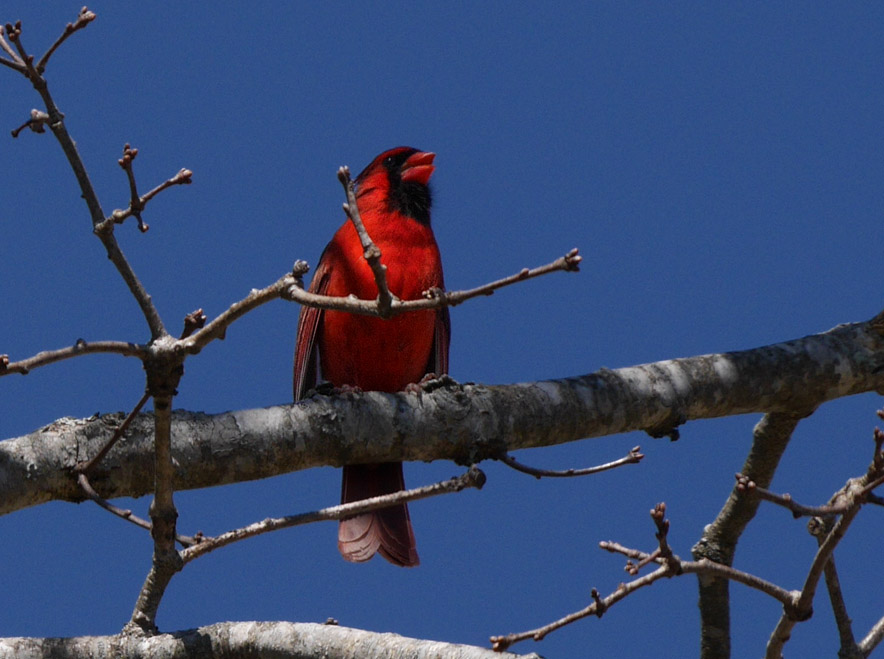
[0,621,535,659]
[692,411,805,659]
[34,6,95,74]
[3,318,884,517]
[499,445,642,478]
[0,339,147,377]
[5,15,168,339]
[181,467,484,564]
[337,165,395,316]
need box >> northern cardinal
[293,147,449,567]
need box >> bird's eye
[384,156,394,166]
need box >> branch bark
[3,317,884,517]
[0,621,537,659]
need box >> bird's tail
[338,462,419,567]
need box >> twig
[693,412,804,659]
[0,51,25,73]
[493,504,799,652]
[118,144,147,232]
[0,24,23,66]
[818,541,859,657]
[181,466,486,564]
[77,473,197,547]
[860,615,884,656]
[765,496,864,658]
[764,420,884,659]
[490,563,670,652]
[180,309,207,339]
[337,165,395,316]
[35,6,96,74]
[76,392,150,475]
[102,153,193,232]
[6,21,43,86]
[0,339,146,377]
[283,251,581,319]
[11,108,51,137]
[492,552,796,652]
[182,273,300,353]
[3,16,169,340]
[500,445,642,479]
[186,247,578,359]
[734,473,842,518]
[434,248,581,308]
[127,367,184,634]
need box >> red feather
[293,147,449,567]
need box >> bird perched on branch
[293,146,449,567]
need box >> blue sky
[2,3,884,657]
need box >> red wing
[293,256,331,401]
[427,305,451,376]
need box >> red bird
[293,147,449,567]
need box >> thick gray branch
[0,621,535,659]
[3,319,883,516]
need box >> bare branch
[179,308,206,339]
[35,6,96,74]
[693,412,804,659]
[181,466,485,564]
[3,21,168,339]
[0,621,533,659]
[0,53,25,72]
[101,151,193,232]
[76,392,150,474]
[0,339,147,377]
[860,615,884,657]
[764,433,884,659]
[500,445,642,478]
[435,248,581,308]
[182,273,299,353]
[819,547,860,657]
[494,505,797,652]
[4,319,884,516]
[491,563,672,651]
[10,108,50,137]
[78,473,198,548]
[734,474,841,518]
[281,250,582,320]
[337,165,395,316]
[0,24,23,66]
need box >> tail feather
[339,463,419,567]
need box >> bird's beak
[400,151,435,185]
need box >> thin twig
[860,615,884,656]
[337,165,395,316]
[493,504,799,652]
[0,54,25,73]
[11,108,50,137]
[76,392,150,474]
[77,473,197,547]
[765,445,884,658]
[182,273,299,353]
[181,466,486,564]
[119,144,147,232]
[819,543,859,656]
[35,6,96,74]
[102,159,193,231]
[0,339,146,377]
[434,248,581,308]
[180,309,207,339]
[500,445,642,479]
[735,473,843,518]
[284,250,581,318]
[0,24,23,64]
[4,17,168,340]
